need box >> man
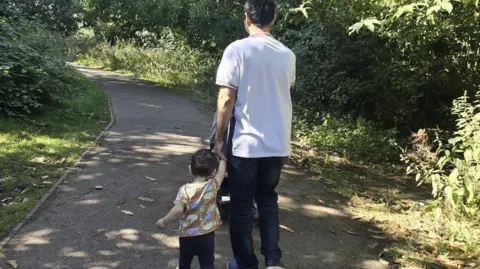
[212,0,296,268]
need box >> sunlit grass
[0,74,109,237]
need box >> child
[156,148,227,269]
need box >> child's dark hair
[190,149,219,178]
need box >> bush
[295,113,398,163]
[0,18,77,116]
[78,29,216,88]
[402,92,480,218]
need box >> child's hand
[156,219,167,229]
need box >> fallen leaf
[379,258,389,265]
[121,210,133,216]
[138,197,154,203]
[8,260,18,268]
[146,176,157,181]
[140,205,146,209]
[329,229,337,235]
[367,228,383,234]
[42,181,52,185]
[279,225,295,233]
[343,229,358,236]
[370,235,387,240]
[41,175,49,179]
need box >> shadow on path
[3,65,391,269]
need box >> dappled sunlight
[151,233,180,248]
[60,247,88,258]
[74,199,102,205]
[302,204,348,218]
[98,250,118,256]
[13,228,57,252]
[105,229,139,241]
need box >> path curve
[3,66,390,269]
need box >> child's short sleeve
[209,178,220,192]
[173,186,187,206]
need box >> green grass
[0,74,109,237]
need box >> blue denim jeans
[227,155,285,269]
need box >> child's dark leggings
[179,232,215,269]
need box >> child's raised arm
[214,159,227,187]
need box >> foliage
[295,113,398,163]
[0,18,78,116]
[77,33,216,88]
[402,92,480,217]
[0,75,109,237]
[1,0,82,35]
[0,0,87,117]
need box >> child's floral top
[174,178,222,237]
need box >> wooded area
[1,0,479,267]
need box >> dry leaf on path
[329,229,337,235]
[8,260,18,269]
[378,258,389,265]
[146,176,157,181]
[370,235,387,240]
[121,210,134,216]
[343,229,358,236]
[279,225,295,233]
[140,205,146,209]
[367,228,383,234]
[138,197,154,203]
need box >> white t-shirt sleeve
[216,43,240,89]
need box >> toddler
[156,148,226,269]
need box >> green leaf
[441,1,454,13]
[448,168,459,184]
[444,186,456,208]
[464,179,475,204]
[464,149,473,163]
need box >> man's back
[216,34,296,158]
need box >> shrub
[78,29,216,88]
[0,18,77,116]
[402,92,480,217]
[294,113,398,163]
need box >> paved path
[3,66,390,269]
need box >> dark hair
[190,149,219,178]
[244,0,276,29]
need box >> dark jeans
[228,155,285,269]
[179,232,215,269]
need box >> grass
[0,74,109,237]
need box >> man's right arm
[214,43,240,159]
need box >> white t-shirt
[216,34,296,158]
